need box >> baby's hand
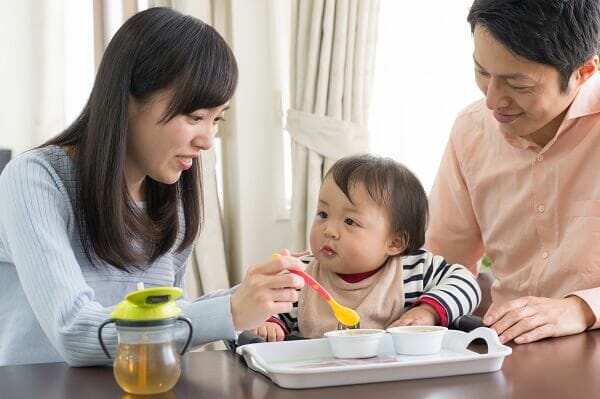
[250,321,286,342]
[388,304,439,328]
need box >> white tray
[237,327,512,389]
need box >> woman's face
[126,91,229,199]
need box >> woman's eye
[189,115,203,122]
[344,218,357,226]
[213,116,226,125]
[317,211,327,219]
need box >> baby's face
[309,177,399,274]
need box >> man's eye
[509,85,532,92]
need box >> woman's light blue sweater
[0,145,236,366]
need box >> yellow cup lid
[111,287,183,321]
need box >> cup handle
[176,316,194,355]
[98,319,116,359]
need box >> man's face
[473,26,579,146]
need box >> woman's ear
[387,232,407,256]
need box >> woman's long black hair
[45,7,238,270]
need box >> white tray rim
[237,327,512,381]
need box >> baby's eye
[317,211,327,219]
[344,218,357,226]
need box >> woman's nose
[192,123,216,150]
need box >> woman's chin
[150,172,181,185]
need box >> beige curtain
[93,0,138,70]
[288,0,380,251]
[93,0,232,299]
[31,2,66,146]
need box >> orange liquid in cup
[113,342,181,395]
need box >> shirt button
[542,251,549,259]
[536,154,544,161]
[537,204,546,213]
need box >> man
[426,0,600,344]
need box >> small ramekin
[386,325,447,355]
[324,329,385,358]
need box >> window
[369,1,482,193]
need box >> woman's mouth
[177,157,193,171]
[493,110,524,124]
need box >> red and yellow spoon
[272,253,361,328]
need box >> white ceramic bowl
[324,329,385,358]
[386,325,447,355]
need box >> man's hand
[484,296,595,344]
[387,303,439,328]
[250,322,286,342]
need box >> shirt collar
[564,72,600,120]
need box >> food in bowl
[386,325,447,355]
[324,329,385,358]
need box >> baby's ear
[387,232,407,256]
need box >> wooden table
[2,330,599,399]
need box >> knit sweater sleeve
[176,268,238,346]
[0,154,117,366]
[418,251,481,324]
[0,154,236,366]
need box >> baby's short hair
[324,154,428,254]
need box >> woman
[0,7,304,366]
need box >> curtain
[288,0,380,251]
[31,2,66,147]
[94,0,232,299]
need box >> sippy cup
[98,286,193,395]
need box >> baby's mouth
[321,245,336,256]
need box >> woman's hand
[230,250,305,331]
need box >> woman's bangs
[165,36,238,119]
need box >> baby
[254,154,481,340]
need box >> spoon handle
[288,268,332,302]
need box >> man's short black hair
[468,0,600,92]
